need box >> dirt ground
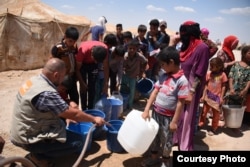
[0,50,250,166]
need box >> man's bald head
[42,58,66,86]
[43,58,65,74]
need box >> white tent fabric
[0,0,91,71]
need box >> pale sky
[41,0,250,44]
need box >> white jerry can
[117,109,159,155]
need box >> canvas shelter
[0,0,91,72]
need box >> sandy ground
[0,50,250,167]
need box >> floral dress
[228,62,250,104]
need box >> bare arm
[228,78,235,95]
[99,33,104,42]
[169,98,185,132]
[80,28,91,41]
[76,61,87,93]
[59,106,105,126]
[142,88,158,120]
[240,81,250,97]
[102,54,109,95]
[200,84,208,102]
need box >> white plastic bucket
[117,110,159,155]
[222,105,246,128]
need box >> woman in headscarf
[173,21,210,151]
[217,35,239,76]
[200,28,218,58]
[81,16,107,42]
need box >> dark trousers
[12,130,83,159]
[80,63,98,110]
[68,75,79,104]
[109,69,117,95]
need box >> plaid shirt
[33,74,69,115]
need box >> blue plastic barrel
[84,109,106,139]
[94,95,112,121]
[67,122,94,151]
[109,98,123,120]
[106,120,125,153]
[136,78,154,97]
[121,93,129,110]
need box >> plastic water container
[109,98,123,120]
[110,91,123,115]
[222,105,246,128]
[136,78,154,97]
[67,122,95,151]
[106,120,125,153]
[110,91,123,102]
[117,110,159,155]
[84,109,106,139]
[94,95,112,121]
[121,93,129,110]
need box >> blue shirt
[91,25,104,41]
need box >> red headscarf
[179,21,202,62]
[222,35,239,61]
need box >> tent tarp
[0,0,91,72]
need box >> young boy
[121,39,148,111]
[141,46,189,167]
[109,45,126,95]
[51,26,79,104]
[134,24,149,58]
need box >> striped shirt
[154,70,189,116]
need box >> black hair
[103,16,107,23]
[104,33,117,46]
[92,46,107,63]
[126,39,140,47]
[209,57,224,72]
[61,75,73,89]
[179,22,201,51]
[116,24,123,28]
[123,31,133,39]
[65,27,79,40]
[137,24,147,33]
[149,19,160,27]
[241,45,250,62]
[157,46,180,66]
[114,45,126,57]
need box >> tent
[0,0,91,72]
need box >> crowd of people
[8,16,250,167]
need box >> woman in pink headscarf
[200,28,218,58]
[173,21,210,151]
[217,35,239,76]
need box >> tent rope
[54,17,64,36]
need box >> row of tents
[0,0,175,72]
[0,0,110,71]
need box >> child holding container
[198,57,228,136]
[141,46,189,167]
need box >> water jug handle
[137,78,143,83]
